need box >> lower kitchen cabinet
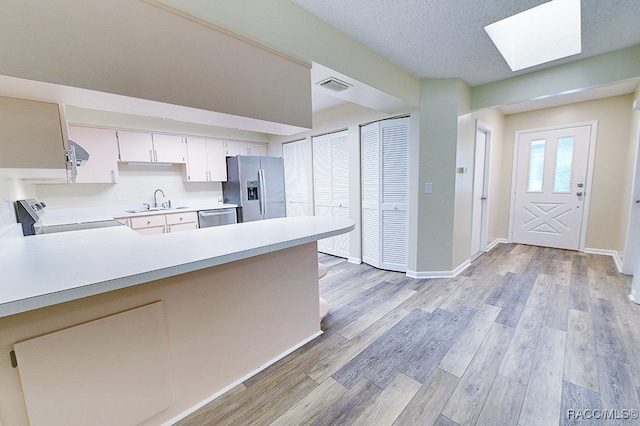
[128,211,198,235]
[165,211,198,232]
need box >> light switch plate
[424,183,433,194]
[116,192,127,201]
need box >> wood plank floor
[174,244,640,425]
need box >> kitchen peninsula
[0,216,354,426]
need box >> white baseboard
[487,238,508,251]
[348,257,361,264]
[406,259,471,279]
[161,330,323,426]
[583,247,623,273]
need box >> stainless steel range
[15,199,123,236]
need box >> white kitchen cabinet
[361,117,409,272]
[117,131,186,163]
[165,211,198,232]
[224,140,247,157]
[128,211,198,235]
[224,140,267,157]
[130,214,167,235]
[117,130,154,162]
[67,125,119,183]
[184,137,226,182]
[313,130,349,258]
[152,134,186,163]
[0,95,68,179]
[247,142,267,156]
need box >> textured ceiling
[291,0,640,86]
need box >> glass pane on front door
[553,136,574,193]
[528,139,546,192]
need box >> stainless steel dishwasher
[197,208,237,228]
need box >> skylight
[485,0,582,71]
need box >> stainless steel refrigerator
[223,156,286,222]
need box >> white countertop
[0,216,354,318]
[39,202,237,227]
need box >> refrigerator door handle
[258,168,267,217]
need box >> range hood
[65,139,90,183]
[67,140,89,166]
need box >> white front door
[511,124,593,250]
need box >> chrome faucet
[153,189,165,208]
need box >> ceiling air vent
[316,77,351,92]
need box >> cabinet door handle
[154,150,158,162]
[149,150,153,162]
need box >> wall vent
[316,77,351,92]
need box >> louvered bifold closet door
[313,134,333,254]
[361,122,380,268]
[361,118,409,272]
[331,131,350,258]
[283,139,309,217]
[380,118,409,271]
[313,131,350,257]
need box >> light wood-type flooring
[175,244,640,425]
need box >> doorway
[510,123,596,251]
[470,121,491,261]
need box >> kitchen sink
[125,206,189,214]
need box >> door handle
[576,192,584,196]
[481,196,487,200]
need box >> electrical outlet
[116,192,127,201]
[424,183,433,194]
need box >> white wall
[36,165,219,209]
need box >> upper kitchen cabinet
[184,137,226,182]
[224,141,268,157]
[117,131,185,164]
[117,131,153,162]
[0,96,68,180]
[152,134,186,163]
[68,125,119,183]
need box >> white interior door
[361,118,409,272]
[511,125,592,250]
[470,126,490,260]
[361,122,380,267]
[283,139,309,217]
[313,131,349,258]
[380,118,409,271]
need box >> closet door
[361,122,380,268]
[380,118,409,271]
[282,139,309,217]
[331,132,350,258]
[361,117,409,272]
[313,130,350,258]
